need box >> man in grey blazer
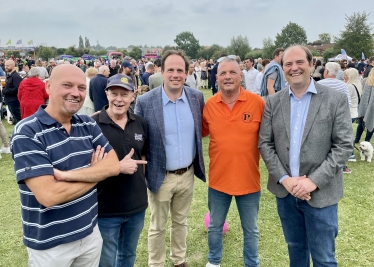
[149,58,164,90]
[259,45,353,267]
[135,50,206,267]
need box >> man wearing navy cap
[119,60,138,89]
[92,74,148,267]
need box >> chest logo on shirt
[242,112,253,123]
[134,133,143,141]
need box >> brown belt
[166,163,193,175]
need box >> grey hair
[98,65,108,73]
[325,62,341,77]
[28,67,40,78]
[220,57,238,64]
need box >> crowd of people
[0,45,374,267]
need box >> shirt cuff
[279,175,289,184]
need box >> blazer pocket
[315,117,331,124]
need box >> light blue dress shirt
[280,79,317,182]
[162,86,196,171]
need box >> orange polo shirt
[202,87,265,195]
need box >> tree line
[11,12,374,62]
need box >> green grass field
[0,89,373,266]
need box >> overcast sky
[1,0,373,49]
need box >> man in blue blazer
[259,46,353,267]
[135,50,206,267]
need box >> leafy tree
[197,44,224,60]
[274,22,307,48]
[85,37,90,48]
[311,40,323,45]
[334,12,374,59]
[174,31,200,58]
[319,33,331,44]
[119,49,129,57]
[162,45,177,56]
[93,49,108,56]
[129,47,142,59]
[56,48,66,55]
[310,49,320,57]
[211,48,228,61]
[322,47,340,62]
[92,43,105,51]
[106,46,118,50]
[245,50,263,60]
[37,46,55,60]
[79,35,84,49]
[227,35,251,60]
[262,37,275,59]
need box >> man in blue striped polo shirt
[11,64,120,267]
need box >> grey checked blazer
[135,86,206,193]
[259,82,353,208]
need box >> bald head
[49,64,86,83]
[5,60,16,73]
[99,65,109,77]
[45,64,87,121]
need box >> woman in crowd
[18,68,49,119]
[200,61,208,89]
[35,59,49,80]
[344,68,363,161]
[355,68,374,144]
[194,61,202,89]
[311,60,322,81]
[77,67,98,116]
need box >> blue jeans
[207,187,260,267]
[276,194,338,267]
[354,118,373,143]
[98,210,146,267]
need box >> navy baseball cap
[121,60,134,69]
[105,74,135,91]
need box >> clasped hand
[282,176,317,201]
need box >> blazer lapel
[300,86,324,146]
[280,90,291,141]
[151,88,166,147]
[184,88,199,136]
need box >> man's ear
[45,81,51,95]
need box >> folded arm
[54,149,120,182]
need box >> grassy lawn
[0,89,373,266]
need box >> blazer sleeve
[308,93,353,189]
[134,95,143,117]
[258,98,289,182]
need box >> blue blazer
[135,86,206,193]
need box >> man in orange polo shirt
[202,58,265,267]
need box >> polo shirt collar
[215,86,247,103]
[98,105,135,124]
[161,85,187,105]
[288,78,317,97]
[36,105,81,126]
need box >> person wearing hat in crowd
[92,74,148,267]
[119,60,136,86]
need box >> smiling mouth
[66,99,79,103]
[290,73,302,77]
[114,103,124,107]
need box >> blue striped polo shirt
[11,106,112,250]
